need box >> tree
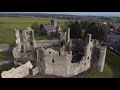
[80,29,86,39]
[31,22,40,34]
[67,20,107,40]
[68,21,82,39]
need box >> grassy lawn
[0,63,14,78]
[35,35,52,40]
[0,51,13,62]
[105,49,120,78]
[0,16,67,44]
[79,64,114,78]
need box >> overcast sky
[1,12,120,17]
[39,12,120,17]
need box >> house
[113,23,120,30]
[40,20,61,36]
[105,34,120,44]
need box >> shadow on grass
[0,51,13,61]
[0,63,14,78]
[105,49,120,78]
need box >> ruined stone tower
[51,20,57,28]
[96,46,107,72]
[15,29,21,52]
[12,29,21,59]
[66,28,70,43]
[22,27,36,51]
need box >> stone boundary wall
[1,61,33,78]
[35,40,61,48]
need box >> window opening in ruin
[21,45,24,49]
[90,47,92,50]
[87,56,89,59]
[59,51,60,56]
[40,57,42,61]
[84,63,86,65]
[30,42,33,45]
[29,31,32,35]
[49,51,51,54]
[52,58,54,63]
[26,32,28,35]
[61,42,63,45]
[15,44,18,47]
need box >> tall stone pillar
[97,46,107,72]
[15,29,21,52]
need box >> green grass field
[0,16,67,44]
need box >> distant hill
[0,13,120,23]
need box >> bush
[31,22,40,33]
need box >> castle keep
[1,24,107,78]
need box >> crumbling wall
[15,29,21,52]
[36,40,61,48]
[13,27,36,65]
[59,28,70,44]
[12,47,21,59]
[36,47,73,77]
[70,34,94,76]
[1,61,33,78]
[32,66,39,75]
[22,27,36,51]
[36,34,95,77]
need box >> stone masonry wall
[96,45,107,72]
[37,38,93,77]
[1,61,33,78]
[35,40,61,48]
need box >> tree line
[66,20,110,40]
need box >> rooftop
[106,34,120,39]
[44,25,56,31]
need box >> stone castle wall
[35,40,61,48]
[36,34,95,77]
[96,45,107,72]
[1,61,33,78]
[9,25,107,78]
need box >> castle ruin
[1,26,107,78]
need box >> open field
[0,16,67,44]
